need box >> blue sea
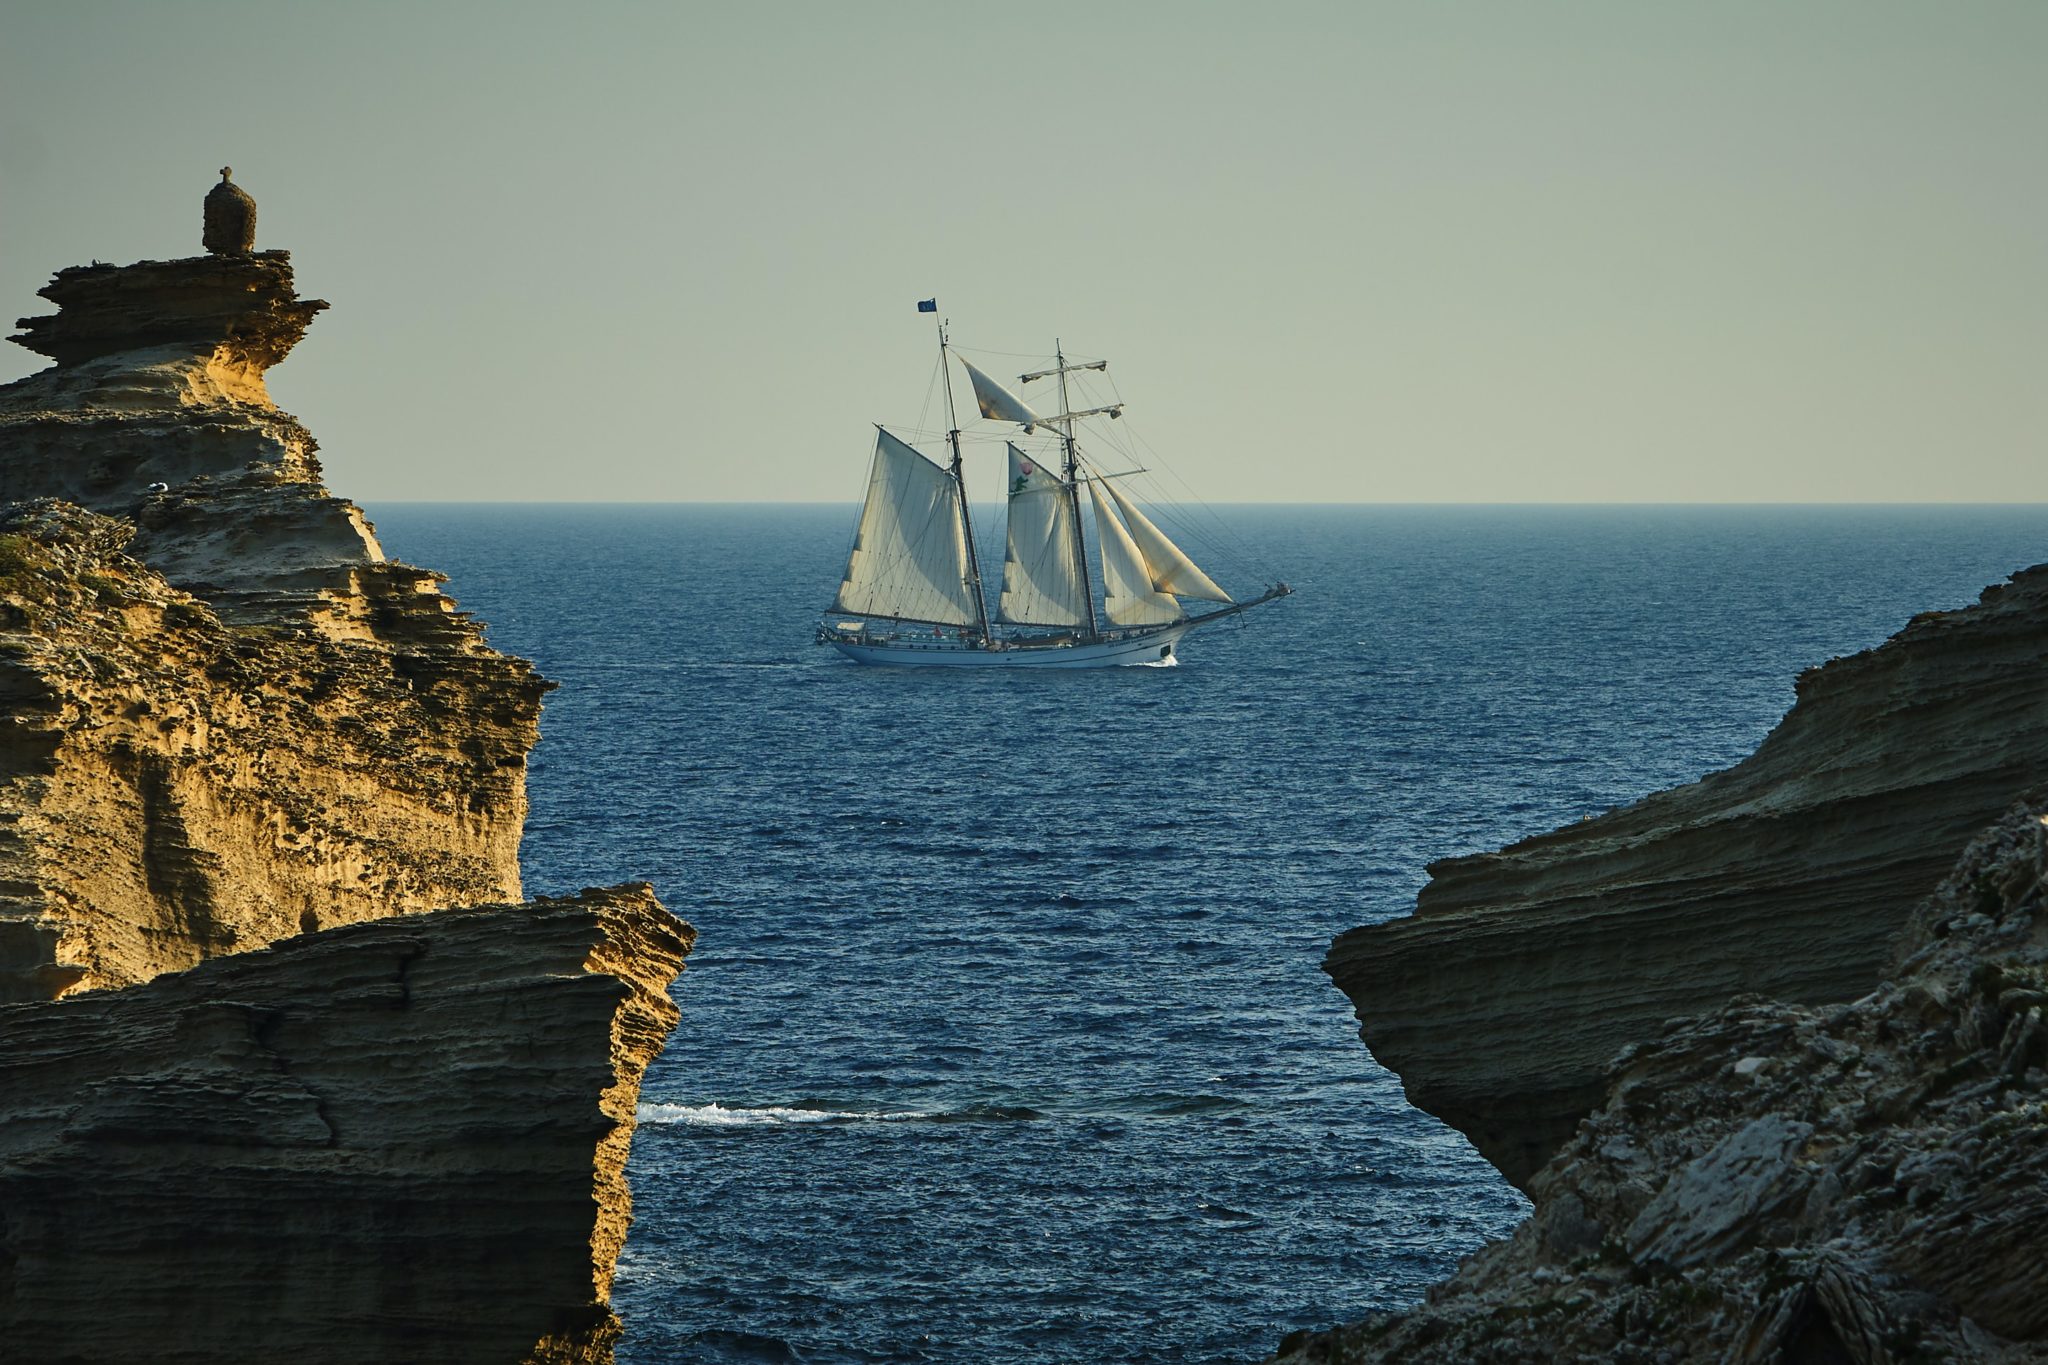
[368,504,2044,1365]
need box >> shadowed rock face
[0,885,693,1365]
[0,254,551,1002]
[1273,804,2048,1364]
[1326,566,2048,1187]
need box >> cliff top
[10,251,327,374]
[0,237,388,624]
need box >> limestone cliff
[0,217,689,1363]
[0,885,691,1365]
[1326,566,2048,1186]
[0,252,549,1002]
[1273,803,2048,1364]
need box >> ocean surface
[368,503,2045,1365]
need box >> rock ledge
[0,885,691,1365]
[1275,803,2048,1363]
[1328,566,2048,1186]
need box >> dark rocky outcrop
[11,249,315,372]
[1273,802,2048,1363]
[0,885,691,1365]
[1327,567,2048,1186]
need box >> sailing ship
[816,310,1290,668]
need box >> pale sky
[2,1,2042,503]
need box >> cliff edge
[0,885,691,1365]
[0,195,689,1365]
[1327,566,2048,1187]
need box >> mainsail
[1087,479,1182,626]
[998,445,1087,626]
[1098,480,1233,603]
[834,428,979,626]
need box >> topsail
[957,356,1043,430]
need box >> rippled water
[368,503,2047,1364]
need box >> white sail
[834,429,980,626]
[998,445,1087,627]
[1100,481,1233,604]
[1087,479,1182,626]
[957,356,1043,430]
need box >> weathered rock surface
[9,250,395,624]
[1327,566,2048,1186]
[0,227,691,1360]
[1274,803,2048,1364]
[0,253,550,1002]
[0,884,692,1365]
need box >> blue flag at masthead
[916,298,937,313]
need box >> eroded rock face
[0,254,550,1002]
[0,236,690,1361]
[0,884,692,1365]
[1327,567,2048,1186]
[1272,804,2048,1364]
[5,251,384,624]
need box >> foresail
[1100,481,1233,603]
[998,445,1087,627]
[1087,479,1182,626]
[957,356,1043,430]
[835,429,980,626]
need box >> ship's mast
[936,313,991,642]
[1052,339,1101,640]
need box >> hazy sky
[2,1,2042,502]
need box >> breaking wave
[638,1101,1048,1128]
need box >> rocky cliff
[1326,566,2048,1186]
[0,214,689,1364]
[0,251,550,1002]
[1274,801,2048,1364]
[0,885,691,1365]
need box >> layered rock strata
[1274,802,2048,1363]
[1327,566,2048,1186]
[3,252,375,622]
[0,884,691,1365]
[0,253,550,1002]
[0,227,690,1360]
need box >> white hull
[829,623,1192,669]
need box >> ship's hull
[828,623,1192,668]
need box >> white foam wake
[637,1101,928,1127]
